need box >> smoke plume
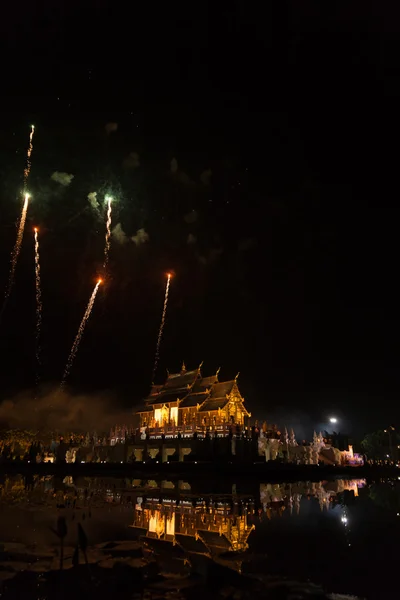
[184,210,198,224]
[238,238,257,252]
[51,171,74,186]
[112,223,129,245]
[131,228,149,245]
[123,152,140,169]
[170,157,194,185]
[105,122,118,134]
[170,157,178,174]
[264,408,316,442]
[200,168,212,185]
[0,387,133,434]
[87,191,99,212]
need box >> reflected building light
[130,495,255,555]
[166,513,175,536]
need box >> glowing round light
[329,417,338,424]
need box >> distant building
[136,362,251,429]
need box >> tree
[369,483,400,511]
[0,429,38,457]
[361,429,400,460]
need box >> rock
[0,561,29,572]
[27,560,52,572]
[0,571,16,582]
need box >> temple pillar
[265,441,271,462]
[161,480,175,490]
[179,446,192,462]
[133,448,143,462]
[162,446,176,463]
[178,480,191,491]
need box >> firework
[152,273,172,383]
[60,279,102,388]
[0,126,35,323]
[23,125,35,190]
[103,196,113,269]
[34,227,42,384]
[0,193,30,323]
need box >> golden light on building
[137,363,250,429]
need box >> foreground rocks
[0,540,362,599]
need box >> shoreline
[0,460,395,482]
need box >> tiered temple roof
[138,363,249,416]
[179,392,208,408]
[163,368,199,390]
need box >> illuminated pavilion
[136,362,251,430]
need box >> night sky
[1,3,400,435]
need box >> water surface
[0,473,397,599]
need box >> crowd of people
[0,430,110,463]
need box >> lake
[0,473,398,599]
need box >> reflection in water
[260,479,366,517]
[0,474,367,548]
[132,496,255,553]
[0,473,395,599]
[0,474,366,518]
[130,479,367,556]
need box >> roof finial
[181,361,186,374]
[198,360,204,371]
[216,366,221,377]
[234,372,240,381]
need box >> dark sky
[1,2,400,435]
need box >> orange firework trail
[152,273,172,383]
[103,196,113,269]
[0,193,30,323]
[23,125,35,190]
[0,126,35,324]
[34,228,42,382]
[60,279,102,388]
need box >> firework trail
[10,194,29,284]
[0,127,35,324]
[34,228,42,384]
[60,279,102,388]
[152,273,172,383]
[0,193,30,324]
[23,125,35,190]
[103,196,113,269]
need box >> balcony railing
[137,422,243,440]
[110,423,263,445]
